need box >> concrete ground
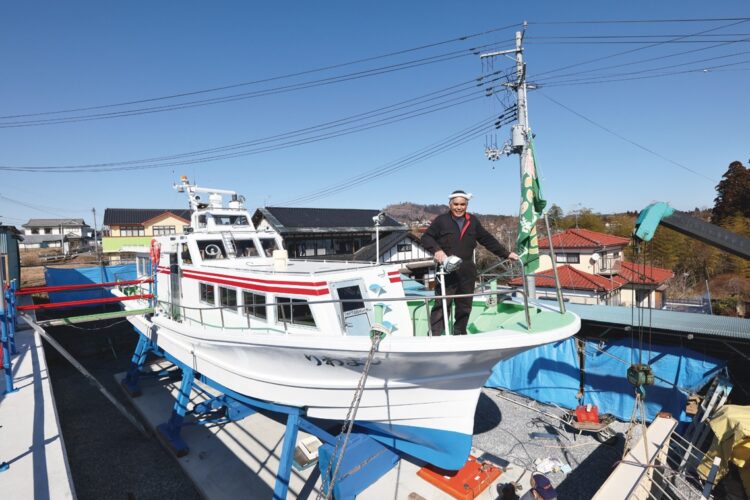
[38,306,200,500]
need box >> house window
[31,229,39,234]
[44,228,52,234]
[259,238,279,257]
[153,225,176,236]
[555,253,580,264]
[397,243,411,252]
[121,226,145,237]
[182,225,191,233]
[219,287,238,311]
[242,292,267,319]
[199,283,216,305]
[277,297,316,327]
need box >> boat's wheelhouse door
[332,280,370,336]
[169,252,181,319]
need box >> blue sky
[0,1,747,229]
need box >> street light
[372,212,386,264]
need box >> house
[252,206,434,281]
[102,208,191,254]
[20,218,93,253]
[516,228,674,307]
[0,224,22,286]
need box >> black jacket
[421,212,510,261]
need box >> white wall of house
[382,237,432,263]
[23,226,90,237]
[538,247,625,275]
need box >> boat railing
[146,288,535,335]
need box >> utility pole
[92,207,100,261]
[480,22,536,298]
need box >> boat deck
[0,313,75,499]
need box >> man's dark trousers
[430,262,476,335]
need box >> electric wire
[0,74,512,172]
[541,54,750,87]
[0,40,516,128]
[0,93,492,173]
[0,23,521,121]
[279,111,516,206]
[538,92,715,182]
[529,19,749,82]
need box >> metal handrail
[143,287,536,334]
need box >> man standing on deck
[421,190,519,336]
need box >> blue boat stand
[122,328,349,499]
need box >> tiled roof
[510,265,625,292]
[253,207,405,233]
[617,261,674,285]
[539,228,630,249]
[103,208,192,226]
[23,218,89,228]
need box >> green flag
[516,140,546,272]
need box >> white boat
[118,178,580,470]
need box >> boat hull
[127,311,579,470]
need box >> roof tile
[540,228,630,249]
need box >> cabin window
[197,240,227,260]
[397,243,411,252]
[214,215,249,226]
[199,283,216,305]
[181,243,192,264]
[153,225,176,236]
[197,215,207,229]
[120,225,145,237]
[555,253,580,264]
[219,287,238,311]
[136,256,151,276]
[258,238,279,257]
[277,297,316,327]
[236,239,259,257]
[336,285,365,313]
[242,292,267,319]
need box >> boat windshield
[258,238,279,257]
[235,239,260,258]
[214,215,249,226]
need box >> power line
[0,82,505,172]
[529,19,749,82]
[0,24,521,123]
[538,92,715,182]
[279,110,517,206]
[530,17,750,25]
[540,50,750,86]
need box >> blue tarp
[486,338,725,423]
[45,264,137,305]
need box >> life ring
[150,239,161,264]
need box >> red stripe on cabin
[389,277,402,283]
[183,268,328,288]
[182,272,329,296]
[17,294,153,311]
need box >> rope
[319,329,386,499]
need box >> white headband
[449,190,472,200]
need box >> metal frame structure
[122,328,341,500]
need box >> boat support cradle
[122,327,340,500]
